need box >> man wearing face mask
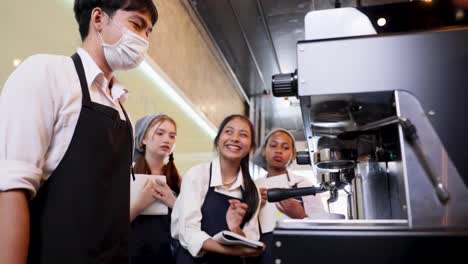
[0,1,157,264]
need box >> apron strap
[71,53,92,107]
[287,172,303,203]
[119,101,135,181]
[208,162,213,185]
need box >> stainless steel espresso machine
[267,7,468,264]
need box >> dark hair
[74,0,158,41]
[214,115,259,223]
[134,116,181,194]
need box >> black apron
[28,53,133,264]
[254,173,302,264]
[176,163,247,264]
[130,206,175,263]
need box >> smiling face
[143,119,177,160]
[263,131,294,171]
[216,117,253,162]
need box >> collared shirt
[171,157,261,257]
[256,170,326,233]
[0,48,130,198]
[286,170,326,216]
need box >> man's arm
[0,190,30,264]
[0,55,59,262]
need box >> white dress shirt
[0,48,129,198]
[171,157,261,257]
[256,170,326,234]
[287,171,326,216]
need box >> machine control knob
[296,151,311,165]
[272,70,298,97]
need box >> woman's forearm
[129,203,144,222]
[229,226,246,237]
[201,239,263,257]
[201,239,230,255]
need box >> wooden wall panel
[147,0,246,127]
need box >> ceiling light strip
[139,57,217,139]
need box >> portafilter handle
[267,186,327,203]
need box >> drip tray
[277,219,409,230]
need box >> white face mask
[98,14,149,71]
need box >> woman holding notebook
[252,128,325,264]
[171,115,265,264]
[129,114,181,264]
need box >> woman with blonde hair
[130,114,181,264]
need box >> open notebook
[213,230,264,249]
[130,174,168,215]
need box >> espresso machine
[267,7,468,264]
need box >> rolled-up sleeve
[0,55,57,198]
[171,165,211,257]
